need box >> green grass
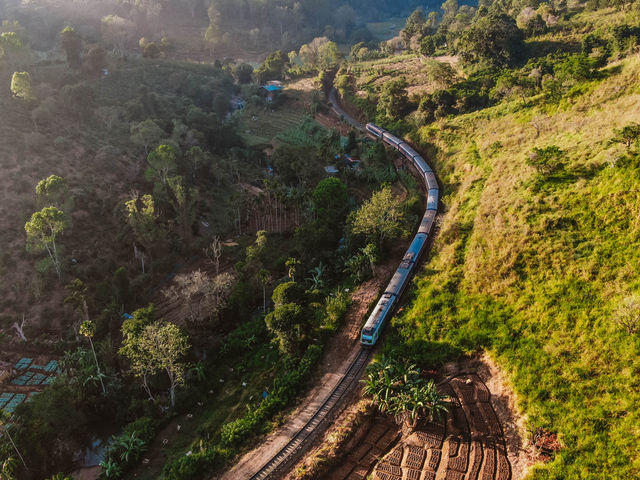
[389,51,640,480]
[366,17,406,42]
[239,105,308,143]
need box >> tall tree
[255,50,288,83]
[456,13,525,68]
[10,72,34,100]
[25,206,67,278]
[612,123,640,152]
[130,119,164,155]
[377,78,409,120]
[79,318,106,395]
[120,320,190,407]
[265,281,306,355]
[59,26,82,69]
[145,144,177,193]
[125,194,164,271]
[401,7,426,48]
[36,175,73,211]
[167,176,197,242]
[350,185,407,248]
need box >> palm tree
[362,357,448,432]
[421,379,449,422]
[83,371,108,391]
[114,431,145,464]
[306,262,326,290]
[79,317,106,395]
[189,362,206,383]
[257,269,270,312]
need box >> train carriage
[405,233,428,266]
[425,171,439,191]
[399,143,418,159]
[382,131,403,149]
[413,155,430,175]
[366,123,383,138]
[418,210,437,235]
[385,266,412,297]
[360,125,439,346]
[361,293,396,345]
[427,189,439,211]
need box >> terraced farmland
[372,374,511,480]
[326,373,512,480]
[240,106,310,146]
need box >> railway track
[243,90,434,480]
[249,347,371,480]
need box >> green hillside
[398,54,640,478]
[351,10,640,480]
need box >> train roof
[362,293,395,331]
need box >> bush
[122,416,157,445]
[100,417,158,478]
[325,290,351,330]
[161,448,226,480]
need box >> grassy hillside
[394,49,640,480]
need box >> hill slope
[395,52,640,479]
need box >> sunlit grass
[394,51,640,479]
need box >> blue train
[361,123,439,346]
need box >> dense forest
[0,0,439,61]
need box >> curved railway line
[244,96,440,480]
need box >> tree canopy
[350,185,407,248]
[456,13,525,68]
[120,316,190,407]
[10,71,34,100]
[25,206,67,278]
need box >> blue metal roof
[263,85,283,92]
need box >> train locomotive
[360,123,439,346]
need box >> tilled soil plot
[326,371,517,480]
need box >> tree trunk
[142,373,155,402]
[5,427,27,470]
[88,336,106,394]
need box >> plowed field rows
[368,374,511,480]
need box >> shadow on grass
[527,39,580,57]
[382,338,464,369]
[526,161,608,193]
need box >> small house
[261,81,284,103]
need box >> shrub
[325,290,351,330]
[526,145,566,175]
[161,448,225,480]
